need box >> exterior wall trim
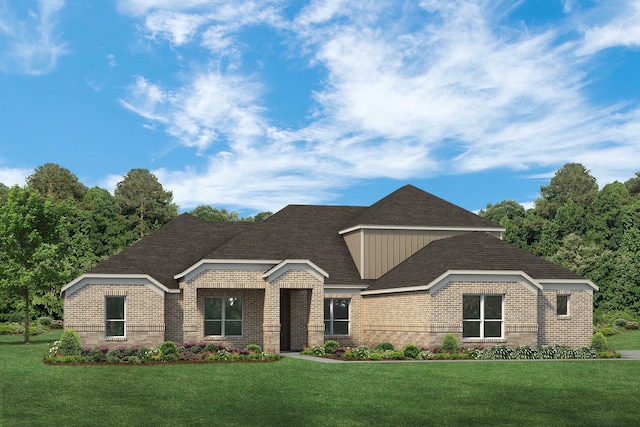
[338,224,505,235]
[361,270,547,296]
[262,259,329,282]
[61,274,175,297]
[537,279,598,292]
[175,259,281,283]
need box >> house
[61,185,598,351]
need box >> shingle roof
[89,213,253,289]
[366,232,583,292]
[206,205,367,284]
[345,184,501,229]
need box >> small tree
[441,333,459,353]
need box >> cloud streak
[0,0,67,75]
[116,0,640,211]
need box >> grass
[2,331,640,426]
[608,330,640,350]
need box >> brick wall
[64,284,165,348]
[362,291,431,349]
[538,289,593,347]
[165,292,183,343]
[430,281,538,348]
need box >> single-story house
[62,185,598,351]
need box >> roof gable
[344,185,501,230]
[366,232,585,292]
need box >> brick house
[61,185,597,351]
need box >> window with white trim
[557,295,569,316]
[105,296,125,337]
[204,297,243,336]
[324,298,350,335]
[463,295,503,338]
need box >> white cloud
[0,167,31,186]
[0,0,67,75]
[116,0,640,210]
[577,0,640,55]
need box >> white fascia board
[174,259,281,282]
[537,279,599,292]
[262,259,329,282]
[61,274,174,297]
[338,224,506,235]
[361,270,542,296]
[324,284,369,295]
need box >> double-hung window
[324,298,350,335]
[463,295,503,339]
[105,296,125,337]
[204,297,243,336]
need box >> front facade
[62,185,597,351]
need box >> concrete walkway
[618,350,640,360]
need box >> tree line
[479,163,640,316]
[0,163,271,339]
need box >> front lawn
[608,330,640,350]
[1,331,640,426]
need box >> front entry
[280,289,292,351]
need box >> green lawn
[608,330,640,350]
[2,331,640,426]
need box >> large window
[324,298,350,335]
[204,297,243,336]
[463,295,503,339]
[105,296,125,337]
[557,295,569,316]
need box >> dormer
[339,186,504,279]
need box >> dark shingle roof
[345,184,501,229]
[89,214,253,289]
[366,232,583,292]
[206,205,367,284]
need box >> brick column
[307,287,324,347]
[182,285,198,343]
[263,285,280,353]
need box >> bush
[627,322,639,330]
[87,348,106,362]
[591,332,609,352]
[514,345,537,360]
[58,329,83,356]
[0,324,14,335]
[597,327,618,336]
[374,342,394,351]
[38,317,53,327]
[402,344,420,359]
[613,319,629,328]
[441,334,459,353]
[204,342,219,353]
[382,350,405,360]
[245,344,262,353]
[479,345,513,360]
[105,349,121,363]
[323,340,340,354]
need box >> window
[204,298,243,336]
[324,299,350,335]
[105,296,125,337]
[463,295,503,339]
[557,295,569,316]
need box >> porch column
[307,287,324,348]
[182,286,198,342]
[263,284,280,353]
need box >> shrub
[402,344,420,359]
[323,340,340,354]
[159,341,180,361]
[105,349,121,363]
[51,320,64,329]
[514,345,537,360]
[574,347,597,359]
[58,329,83,356]
[87,348,106,362]
[369,352,383,361]
[591,332,608,352]
[627,321,639,330]
[374,342,394,351]
[553,345,575,359]
[479,345,513,360]
[38,317,53,327]
[597,327,618,336]
[0,324,14,335]
[613,319,629,328]
[346,346,370,359]
[246,344,262,353]
[441,334,459,354]
[204,342,219,353]
[383,350,405,360]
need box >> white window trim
[105,296,126,339]
[204,297,244,337]
[463,294,504,340]
[324,298,351,336]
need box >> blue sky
[1,0,640,216]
